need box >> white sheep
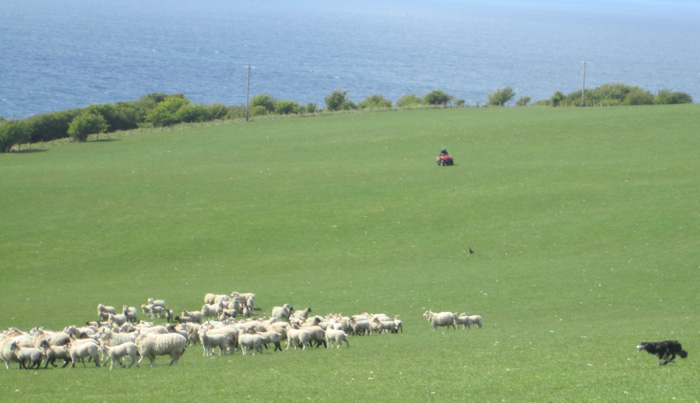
[324,327,349,348]
[136,332,187,366]
[350,319,370,336]
[258,330,285,352]
[285,327,309,350]
[423,310,457,331]
[122,305,138,323]
[97,304,117,321]
[271,304,294,322]
[201,303,221,318]
[39,340,70,368]
[456,313,483,329]
[100,342,140,369]
[1,336,25,369]
[10,342,44,369]
[198,328,230,356]
[108,313,128,327]
[147,298,167,308]
[69,340,101,368]
[237,332,263,356]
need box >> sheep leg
[61,359,70,368]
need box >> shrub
[516,96,531,106]
[423,90,453,106]
[67,112,107,142]
[275,100,301,115]
[396,94,422,108]
[488,87,515,106]
[251,94,276,114]
[655,89,693,105]
[358,95,393,110]
[0,120,31,152]
[325,90,352,111]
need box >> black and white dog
[636,340,688,365]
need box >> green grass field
[1,105,699,401]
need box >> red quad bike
[436,154,454,166]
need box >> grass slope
[1,105,699,401]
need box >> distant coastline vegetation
[0,83,693,152]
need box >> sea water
[1,0,699,119]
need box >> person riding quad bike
[436,148,453,166]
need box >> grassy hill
[1,105,698,401]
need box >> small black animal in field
[636,340,688,365]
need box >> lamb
[290,307,312,322]
[10,342,45,369]
[271,304,294,322]
[135,332,187,366]
[198,328,230,356]
[456,313,483,329]
[1,336,24,369]
[176,310,203,324]
[285,326,310,350]
[38,339,71,368]
[108,313,128,327]
[123,305,139,323]
[100,342,140,369]
[302,326,327,348]
[201,303,221,318]
[147,298,167,308]
[237,332,263,356]
[258,330,284,352]
[97,304,117,321]
[325,326,349,348]
[69,340,101,368]
[423,310,457,331]
[349,318,370,336]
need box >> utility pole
[244,65,255,121]
[580,61,588,107]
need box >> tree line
[0,84,693,152]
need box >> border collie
[636,340,688,365]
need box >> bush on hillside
[0,120,31,152]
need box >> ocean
[1,0,699,119]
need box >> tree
[67,112,107,142]
[550,91,565,107]
[325,90,352,111]
[396,94,422,108]
[423,90,453,106]
[488,87,515,106]
[358,95,392,109]
[146,95,190,127]
[516,96,531,106]
[0,120,30,152]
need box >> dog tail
[679,350,688,359]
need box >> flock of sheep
[1,291,482,370]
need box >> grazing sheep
[10,342,44,369]
[136,332,187,367]
[423,310,457,331]
[100,342,140,369]
[271,304,294,322]
[69,341,101,368]
[456,313,483,329]
[325,327,349,348]
[237,332,263,356]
